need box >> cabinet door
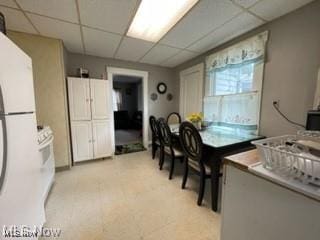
[68,77,91,121]
[92,120,112,158]
[90,79,110,120]
[71,121,93,162]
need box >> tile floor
[43,150,220,240]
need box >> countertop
[224,149,320,202]
[224,149,260,171]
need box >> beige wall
[175,0,320,137]
[8,31,71,168]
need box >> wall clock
[157,82,167,94]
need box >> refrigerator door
[0,33,36,114]
[0,113,45,228]
[0,114,7,194]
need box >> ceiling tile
[0,6,37,33]
[82,27,122,58]
[115,37,154,62]
[78,0,138,34]
[160,0,242,49]
[140,45,181,65]
[250,0,314,21]
[161,50,198,68]
[188,12,263,53]
[0,0,18,8]
[17,0,78,23]
[28,13,83,53]
[231,0,261,9]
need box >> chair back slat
[179,122,203,162]
[149,116,159,138]
[157,118,172,147]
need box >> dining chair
[166,112,182,125]
[149,116,160,159]
[157,118,184,180]
[179,121,212,206]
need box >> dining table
[170,123,264,212]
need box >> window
[204,32,268,131]
[204,61,262,128]
[212,62,255,96]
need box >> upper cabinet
[68,77,91,121]
[90,79,110,120]
[68,77,111,121]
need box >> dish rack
[252,131,320,186]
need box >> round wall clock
[157,82,167,94]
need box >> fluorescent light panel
[127,0,199,42]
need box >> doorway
[107,67,148,154]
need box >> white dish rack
[252,131,320,187]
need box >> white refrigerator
[0,33,45,236]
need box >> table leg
[210,160,221,212]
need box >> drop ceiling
[0,0,314,68]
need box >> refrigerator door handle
[0,85,7,194]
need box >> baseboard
[73,156,113,166]
[55,165,71,172]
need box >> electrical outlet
[273,100,280,108]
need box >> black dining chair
[166,112,182,125]
[149,116,161,159]
[157,118,184,180]
[179,121,212,206]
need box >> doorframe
[313,68,320,109]
[107,67,149,151]
[179,63,204,119]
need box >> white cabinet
[92,120,112,158]
[68,77,113,163]
[68,77,91,121]
[90,79,110,119]
[221,164,320,240]
[71,121,93,162]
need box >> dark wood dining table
[170,124,264,212]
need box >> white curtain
[204,32,268,130]
[206,31,268,71]
[204,92,259,128]
[204,96,221,122]
[112,89,122,111]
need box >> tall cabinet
[68,77,113,162]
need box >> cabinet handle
[88,139,92,143]
[90,98,93,102]
[86,99,89,102]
